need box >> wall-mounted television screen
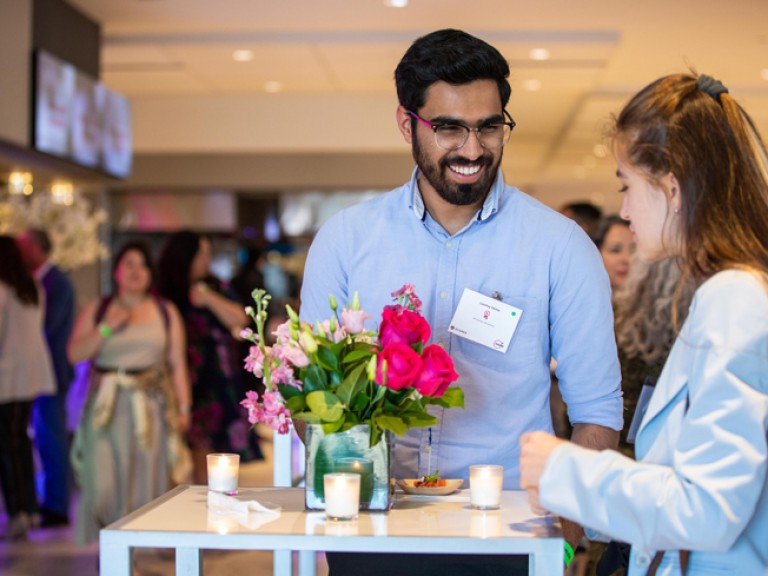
[33,49,132,178]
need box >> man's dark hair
[394,29,511,113]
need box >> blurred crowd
[0,228,298,543]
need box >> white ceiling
[66,0,768,213]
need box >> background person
[520,72,768,575]
[594,215,635,293]
[560,201,603,240]
[157,230,262,484]
[68,241,191,544]
[0,236,56,540]
[16,228,76,528]
[300,28,622,576]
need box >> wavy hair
[614,257,694,364]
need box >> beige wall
[0,0,32,146]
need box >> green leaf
[316,345,339,371]
[404,412,438,428]
[277,383,302,399]
[290,411,320,424]
[336,364,366,406]
[321,417,345,434]
[306,390,345,422]
[373,414,409,436]
[284,395,306,413]
[369,424,383,447]
[302,364,328,393]
[351,393,370,412]
[426,387,465,409]
[342,349,374,364]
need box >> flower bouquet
[240,284,463,509]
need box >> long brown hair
[613,73,768,284]
[0,236,39,305]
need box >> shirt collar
[408,167,503,222]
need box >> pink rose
[414,345,459,397]
[379,307,431,347]
[375,342,423,390]
[341,308,370,334]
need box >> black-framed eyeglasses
[406,109,516,151]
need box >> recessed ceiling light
[264,81,283,93]
[384,0,408,6]
[232,49,253,62]
[522,79,541,92]
[529,48,550,61]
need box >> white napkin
[207,491,281,516]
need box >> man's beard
[413,137,500,206]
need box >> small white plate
[397,478,464,496]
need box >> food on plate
[414,470,447,488]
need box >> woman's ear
[396,106,413,144]
[662,172,682,213]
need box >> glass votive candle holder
[469,464,503,510]
[207,453,240,495]
[334,457,374,505]
[324,473,361,521]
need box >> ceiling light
[232,49,253,62]
[522,79,541,92]
[384,0,408,7]
[264,81,283,93]
[529,48,550,61]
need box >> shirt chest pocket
[452,295,542,370]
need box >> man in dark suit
[17,228,76,527]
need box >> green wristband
[98,323,113,339]
[564,541,575,567]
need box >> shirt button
[439,291,448,299]
[445,240,453,248]
[635,552,651,567]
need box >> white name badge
[448,288,523,353]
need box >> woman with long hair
[0,236,55,539]
[68,241,191,544]
[157,230,261,484]
[521,73,768,574]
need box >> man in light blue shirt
[300,28,622,576]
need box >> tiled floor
[0,434,329,575]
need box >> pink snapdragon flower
[244,344,267,377]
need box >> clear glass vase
[304,423,393,511]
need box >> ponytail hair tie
[697,74,729,102]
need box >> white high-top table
[99,485,563,576]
